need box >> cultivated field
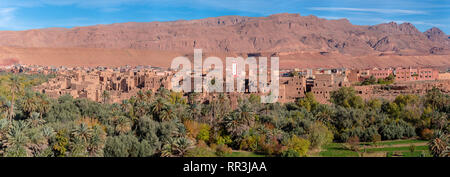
[318,139,430,157]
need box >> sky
[0,0,449,34]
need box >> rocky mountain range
[0,13,449,68]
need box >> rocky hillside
[0,13,448,56]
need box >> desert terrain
[0,13,449,69]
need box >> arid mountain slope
[1,13,449,55]
[0,13,449,68]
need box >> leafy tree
[379,120,415,140]
[135,116,161,149]
[424,87,449,112]
[366,99,382,112]
[297,92,319,112]
[361,75,377,85]
[104,134,154,157]
[45,95,81,122]
[330,87,364,109]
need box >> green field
[364,146,428,152]
[359,139,426,146]
[319,143,359,157]
[319,139,431,157]
[228,139,431,157]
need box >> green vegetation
[225,151,265,157]
[359,139,426,146]
[360,74,395,86]
[319,143,359,157]
[0,73,448,157]
[365,145,428,152]
[320,139,432,157]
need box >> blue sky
[0,0,449,34]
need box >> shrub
[215,135,232,145]
[215,144,232,157]
[283,135,310,157]
[420,128,434,140]
[281,149,300,157]
[185,141,216,157]
[240,135,260,151]
[346,136,360,151]
[259,136,283,156]
[361,126,379,142]
[184,120,200,138]
[371,134,382,146]
[196,124,211,143]
[409,144,416,153]
[307,122,333,149]
[386,152,393,157]
[52,129,69,157]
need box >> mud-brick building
[394,67,439,82]
[277,76,307,103]
[369,68,394,79]
[310,74,351,104]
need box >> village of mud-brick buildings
[2,64,449,107]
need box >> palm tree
[115,116,131,135]
[72,123,93,144]
[36,94,50,119]
[27,112,45,127]
[161,143,174,157]
[0,96,10,119]
[173,137,193,156]
[144,90,153,102]
[134,101,147,118]
[136,90,145,101]
[238,102,254,127]
[187,93,198,105]
[428,130,449,157]
[3,120,31,156]
[42,126,55,139]
[21,91,39,118]
[8,75,23,122]
[188,103,202,120]
[87,125,106,157]
[157,88,170,99]
[159,107,176,121]
[151,98,169,121]
[224,113,241,137]
[120,100,130,112]
[127,97,137,119]
[160,137,193,157]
